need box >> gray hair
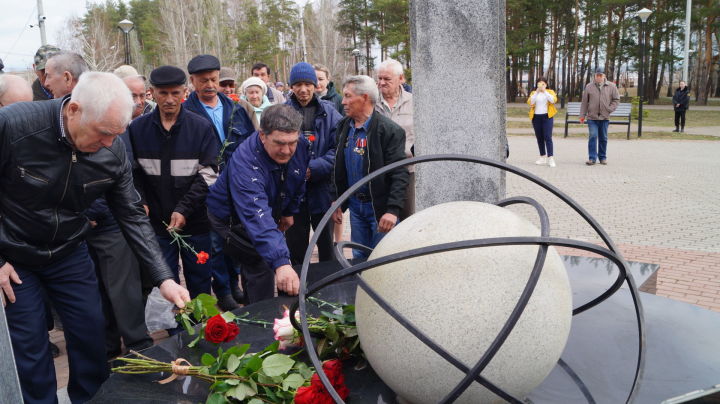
[47,51,89,82]
[260,104,303,134]
[71,72,133,127]
[342,75,378,104]
[123,75,147,89]
[378,58,404,77]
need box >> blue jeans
[156,233,212,298]
[6,243,107,403]
[587,119,609,162]
[531,114,554,156]
[349,197,387,260]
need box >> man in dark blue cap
[183,54,257,309]
[126,65,219,303]
[284,62,341,266]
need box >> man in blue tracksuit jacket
[283,62,342,265]
[207,104,309,303]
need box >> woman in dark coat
[672,80,690,133]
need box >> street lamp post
[351,48,360,75]
[118,19,134,65]
[637,8,652,138]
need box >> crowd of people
[0,45,413,403]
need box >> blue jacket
[285,94,342,214]
[184,91,255,165]
[207,131,310,270]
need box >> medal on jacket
[354,137,367,155]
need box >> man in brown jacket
[579,68,620,165]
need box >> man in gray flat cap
[31,44,60,101]
[579,67,619,165]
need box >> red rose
[294,381,334,404]
[204,314,229,343]
[196,251,209,264]
[223,322,239,342]
[322,359,345,387]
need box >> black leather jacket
[0,97,174,286]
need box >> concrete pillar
[411,0,508,210]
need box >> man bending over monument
[0,72,190,403]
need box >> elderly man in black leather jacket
[0,72,189,404]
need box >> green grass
[506,107,720,127]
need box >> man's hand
[143,204,150,216]
[676,104,680,108]
[278,216,294,232]
[89,220,98,228]
[158,279,190,309]
[378,213,398,233]
[332,207,343,225]
[167,212,186,230]
[305,168,311,180]
[275,265,299,295]
[579,116,585,124]
[0,262,22,306]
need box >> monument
[411,0,509,209]
[0,305,22,403]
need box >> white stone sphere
[355,201,572,403]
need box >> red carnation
[224,322,239,342]
[196,251,209,264]
[204,314,229,343]
[308,135,316,142]
[228,93,240,102]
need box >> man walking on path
[579,68,619,165]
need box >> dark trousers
[532,114,554,156]
[286,201,334,265]
[6,243,107,403]
[238,260,276,304]
[674,110,686,129]
[87,230,151,357]
[156,233,212,298]
[209,230,238,297]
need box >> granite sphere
[355,201,572,403]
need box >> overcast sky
[1,0,93,71]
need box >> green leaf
[226,354,240,373]
[205,392,226,404]
[221,311,237,322]
[228,383,257,400]
[262,354,295,377]
[187,335,201,348]
[225,344,250,359]
[248,399,263,404]
[321,310,345,321]
[201,353,216,366]
[257,372,275,384]
[209,361,221,375]
[282,373,305,391]
[197,293,220,317]
[246,354,263,372]
[326,323,339,342]
[262,340,280,353]
[261,385,278,401]
[211,381,233,393]
[224,379,240,386]
[181,316,194,335]
[294,362,314,380]
[192,299,204,322]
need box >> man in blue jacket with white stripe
[284,62,341,265]
[207,104,309,303]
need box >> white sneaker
[548,157,556,167]
[535,156,547,165]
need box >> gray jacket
[580,80,620,120]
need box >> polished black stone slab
[91,256,720,403]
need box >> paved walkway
[505,136,720,312]
[507,102,720,111]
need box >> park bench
[564,102,632,139]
